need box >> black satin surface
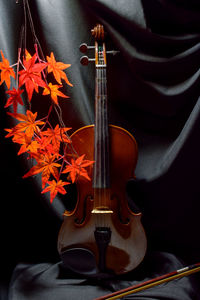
[1,0,200,299]
[8,252,200,300]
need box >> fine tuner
[79,42,119,66]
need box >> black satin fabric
[1,0,200,299]
[8,252,200,300]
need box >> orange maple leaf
[42,83,68,105]
[5,87,24,113]
[5,127,20,139]
[0,50,16,89]
[35,135,57,156]
[41,124,71,152]
[41,179,69,203]
[8,110,45,138]
[46,52,73,86]
[18,52,47,101]
[62,154,94,183]
[13,132,40,155]
[25,49,32,61]
[23,153,61,188]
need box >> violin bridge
[92,207,113,214]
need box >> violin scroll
[80,24,119,66]
[91,24,105,41]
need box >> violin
[57,24,147,277]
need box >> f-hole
[74,195,92,225]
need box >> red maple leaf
[5,87,24,113]
[62,154,94,183]
[18,52,47,101]
[46,52,73,86]
[0,50,16,89]
[41,179,69,203]
[41,124,71,152]
[42,82,68,105]
[8,110,45,138]
[23,153,61,188]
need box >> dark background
[0,0,200,294]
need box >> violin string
[94,64,97,228]
[101,49,106,228]
[100,48,105,228]
[104,50,109,228]
[95,66,99,228]
[102,63,106,228]
[98,65,101,228]
[104,53,106,227]
[99,55,103,228]
[97,62,101,228]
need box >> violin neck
[93,47,110,189]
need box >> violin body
[58,125,147,275]
[57,24,147,276]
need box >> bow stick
[94,263,200,300]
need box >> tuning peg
[106,50,120,56]
[79,43,95,53]
[80,56,95,66]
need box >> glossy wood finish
[57,24,147,275]
[57,125,147,274]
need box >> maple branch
[40,104,54,131]
[16,48,22,89]
[10,63,18,68]
[22,0,27,52]
[24,0,37,44]
[25,0,46,63]
[34,43,48,85]
[58,156,65,179]
[54,103,66,128]
[53,104,74,150]
[53,104,75,152]
[18,58,26,70]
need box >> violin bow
[94,263,200,300]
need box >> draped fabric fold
[8,252,200,300]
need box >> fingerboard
[93,46,110,189]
